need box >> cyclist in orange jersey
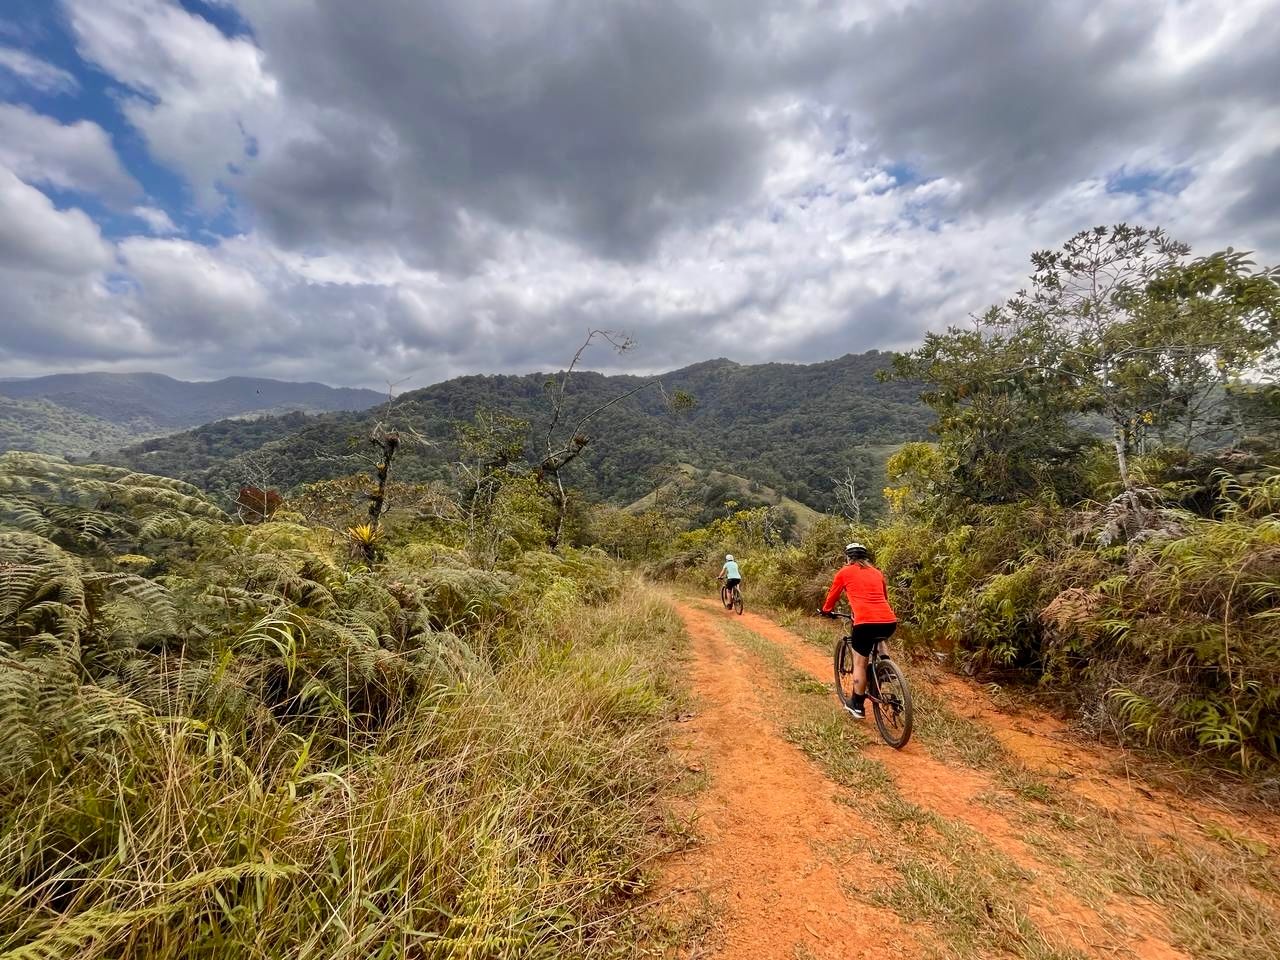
[819,543,897,719]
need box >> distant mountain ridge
[107,352,932,518]
[0,372,384,457]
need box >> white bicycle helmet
[845,542,869,560]
[725,554,734,561]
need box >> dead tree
[340,378,430,560]
[539,329,693,549]
[832,467,863,524]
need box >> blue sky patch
[1105,166,1192,197]
[1,0,238,243]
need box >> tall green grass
[0,584,683,960]
[0,454,687,959]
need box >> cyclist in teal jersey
[717,554,742,594]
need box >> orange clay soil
[651,600,922,960]
[726,603,1277,851]
[658,597,1209,960]
[928,673,1280,852]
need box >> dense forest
[106,352,930,521]
[0,373,383,457]
[0,395,146,458]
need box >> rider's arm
[820,569,845,614]
[717,565,727,579]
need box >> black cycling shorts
[724,578,741,589]
[849,621,896,657]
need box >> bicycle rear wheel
[833,637,858,708]
[732,588,743,615]
[870,657,913,749]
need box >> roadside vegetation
[0,451,684,959]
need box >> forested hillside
[0,373,383,456]
[0,395,145,458]
[110,352,931,518]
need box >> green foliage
[0,452,227,558]
[870,449,1280,766]
[893,226,1280,500]
[0,396,145,459]
[0,456,681,957]
[0,373,383,458]
[106,352,931,517]
[890,324,1096,505]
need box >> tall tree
[891,323,1090,505]
[898,226,1280,500]
[1140,249,1280,449]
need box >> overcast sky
[1,0,1277,389]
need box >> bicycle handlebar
[816,609,852,621]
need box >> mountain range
[0,372,384,457]
[104,352,932,518]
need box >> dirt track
[655,599,917,960]
[655,595,1279,960]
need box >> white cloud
[0,166,113,275]
[0,168,154,366]
[0,45,77,94]
[132,205,179,235]
[119,237,272,342]
[63,0,278,207]
[0,104,139,202]
[1,0,1277,387]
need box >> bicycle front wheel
[870,657,913,749]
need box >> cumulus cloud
[0,0,1277,387]
[0,104,140,202]
[63,0,278,208]
[0,167,150,365]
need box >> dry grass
[0,582,687,959]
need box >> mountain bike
[825,612,913,748]
[719,580,744,615]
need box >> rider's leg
[852,651,869,708]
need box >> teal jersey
[721,560,741,580]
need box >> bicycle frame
[841,636,891,701]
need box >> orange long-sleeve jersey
[822,563,897,624]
